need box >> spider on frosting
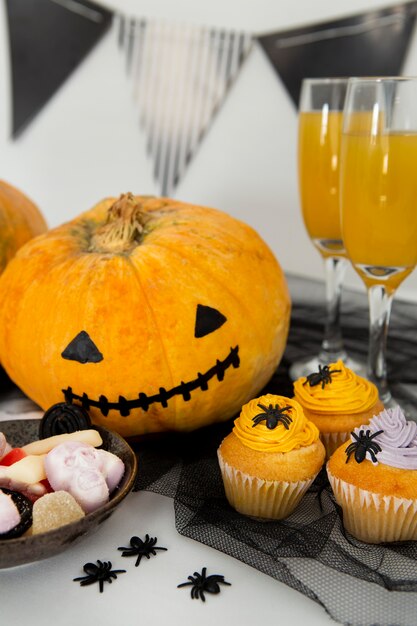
[345,429,384,464]
[303,365,341,389]
[251,403,293,430]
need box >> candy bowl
[0,419,137,569]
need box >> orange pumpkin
[0,180,47,273]
[0,194,290,437]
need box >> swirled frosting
[293,360,378,415]
[351,406,417,469]
[232,394,320,452]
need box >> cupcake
[327,406,417,543]
[293,360,383,457]
[217,393,325,520]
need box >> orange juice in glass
[290,78,364,381]
[341,130,417,291]
[299,109,345,257]
[340,77,417,406]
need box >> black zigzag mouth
[62,345,240,417]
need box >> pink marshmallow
[44,441,124,513]
[0,491,20,534]
[45,442,101,492]
[0,433,11,460]
[66,468,109,514]
[96,449,125,492]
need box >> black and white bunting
[258,2,417,107]
[5,1,417,194]
[116,14,253,196]
[6,0,113,138]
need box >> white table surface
[1,490,336,626]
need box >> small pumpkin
[0,194,291,437]
[0,180,47,273]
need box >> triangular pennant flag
[258,2,417,107]
[117,15,253,196]
[6,0,113,138]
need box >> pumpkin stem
[90,193,149,253]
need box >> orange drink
[299,110,345,257]
[341,131,417,289]
[340,76,417,408]
[289,78,365,382]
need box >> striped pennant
[116,15,253,196]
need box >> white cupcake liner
[327,467,417,543]
[320,430,350,458]
[218,452,314,520]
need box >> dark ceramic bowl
[0,419,137,568]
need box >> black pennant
[258,2,417,107]
[6,0,113,138]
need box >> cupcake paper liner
[218,452,315,520]
[321,430,350,458]
[327,467,417,543]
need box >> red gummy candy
[40,478,53,493]
[0,448,27,466]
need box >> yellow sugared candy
[31,491,85,535]
[23,429,102,455]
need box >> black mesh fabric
[132,279,417,626]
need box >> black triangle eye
[194,304,227,338]
[61,331,103,364]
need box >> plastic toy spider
[73,560,126,593]
[177,567,231,602]
[345,429,384,464]
[118,534,167,566]
[303,365,341,389]
[251,403,293,430]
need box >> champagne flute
[290,78,365,380]
[340,77,417,407]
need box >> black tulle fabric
[132,282,417,626]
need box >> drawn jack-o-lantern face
[61,303,238,418]
[56,297,245,437]
[0,195,291,437]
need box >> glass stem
[367,284,394,405]
[318,256,348,363]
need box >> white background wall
[1,0,417,300]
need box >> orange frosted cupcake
[293,361,383,457]
[327,407,417,543]
[217,393,325,520]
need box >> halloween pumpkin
[0,194,290,437]
[0,180,47,273]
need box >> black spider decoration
[73,560,126,593]
[177,567,231,602]
[345,429,384,464]
[252,403,293,430]
[303,365,341,389]
[118,534,168,566]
